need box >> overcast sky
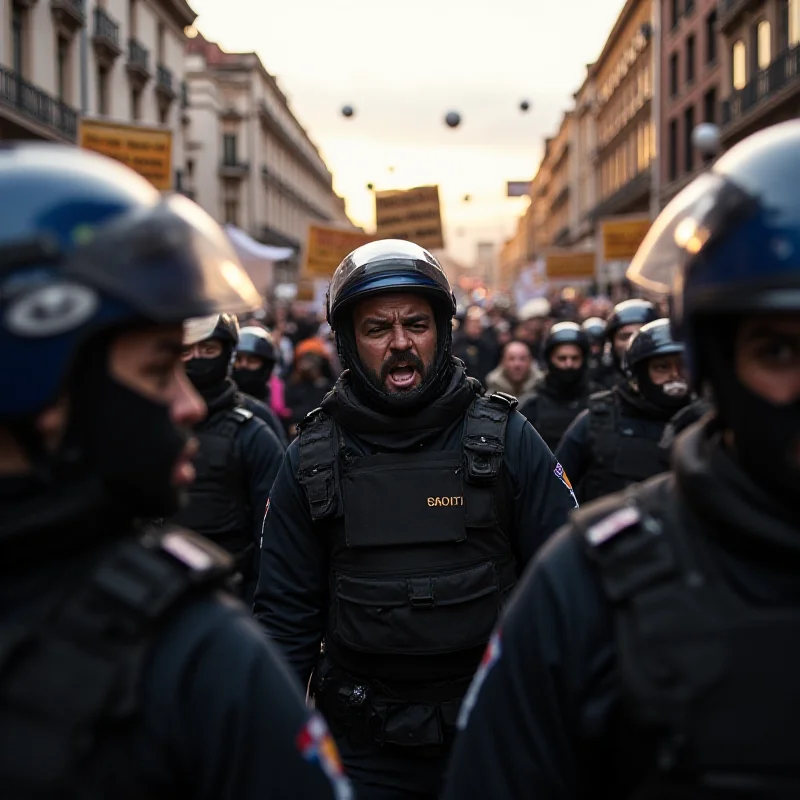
[191,0,626,265]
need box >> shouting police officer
[444,120,800,800]
[0,143,351,799]
[232,324,289,447]
[254,240,576,799]
[556,318,690,503]
[595,298,659,390]
[173,313,284,603]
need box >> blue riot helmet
[0,143,261,422]
[543,322,590,362]
[628,120,800,385]
[237,326,278,364]
[327,239,458,413]
[627,120,800,507]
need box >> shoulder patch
[554,462,578,507]
[585,505,641,546]
[231,407,254,422]
[457,629,503,730]
[296,713,353,800]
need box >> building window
[223,134,238,165]
[778,0,790,51]
[56,36,70,102]
[685,0,695,15]
[790,0,800,47]
[129,0,138,37]
[668,118,678,182]
[157,21,166,62]
[684,105,695,173]
[686,34,696,83]
[756,20,771,70]
[131,87,142,121]
[97,66,109,116]
[703,86,717,123]
[671,0,681,29]
[186,159,195,179]
[705,10,718,64]
[224,199,238,226]
[732,40,746,90]
[158,104,169,125]
[670,52,679,96]
[11,4,25,76]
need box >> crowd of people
[2,121,799,800]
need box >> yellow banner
[304,224,375,278]
[546,250,596,280]
[79,119,173,191]
[374,185,445,251]
[601,216,652,260]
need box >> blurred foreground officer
[556,318,690,502]
[444,121,800,800]
[520,322,593,450]
[0,144,351,800]
[232,324,289,446]
[255,240,576,799]
[595,298,659,390]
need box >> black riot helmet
[580,316,606,345]
[543,322,590,361]
[326,239,458,414]
[605,299,659,340]
[237,326,278,364]
[624,319,688,413]
[183,313,240,347]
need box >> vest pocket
[332,560,514,656]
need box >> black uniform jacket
[0,478,349,800]
[253,367,578,688]
[443,417,800,799]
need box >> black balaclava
[185,339,232,396]
[701,318,800,510]
[232,358,273,401]
[547,360,588,395]
[633,360,691,415]
[335,293,455,416]
[65,335,191,519]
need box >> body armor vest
[171,406,252,557]
[532,390,587,451]
[574,479,800,798]
[579,390,669,503]
[0,529,231,799]
[297,393,518,683]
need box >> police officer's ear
[34,397,70,453]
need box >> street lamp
[692,122,721,163]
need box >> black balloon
[366,182,374,190]
[445,111,461,128]
[520,100,530,112]
[342,105,355,118]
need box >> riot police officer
[174,313,284,603]
[0,143,351,799]
[581,315,607,387]
[556,318,690,503]
[254,239,576,799]
[233,324,289,447]
[595,298,659,390]
[443,120,800,800]
[519,322,593,450]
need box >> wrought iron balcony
[126,38,151,86]
[156,65,176,101]
[219,158,250,179]
[50,0,85,35]
[92,6,121,65]
[0,64,78,141]
[721,45,800,129]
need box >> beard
[362,350,431,399]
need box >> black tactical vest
[0,529,231,799]
[297,393,518,682]
[579,390,669,503]
[533,391,587,451]
[575,480,800,798]
[171,406,252,557]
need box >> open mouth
[386,363,418,391]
